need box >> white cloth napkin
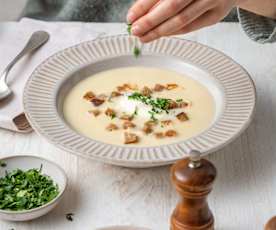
[0,18,126,132]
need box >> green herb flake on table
[0,160,7,167]
[66,213,74,221]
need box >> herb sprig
[111,113,116,120]
[128,92,171,121]
[127,23,141,58]
[0,166,59,211]
[132,107,138,117]
[133,46,141,58]
[127,23,132,35]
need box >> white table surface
[0,22,276,230]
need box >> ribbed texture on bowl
[23,36,256,167]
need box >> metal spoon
[0,31,50,101]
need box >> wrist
[235,0,250,7]
[237,0,276,19]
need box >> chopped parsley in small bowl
[0,155,67,221]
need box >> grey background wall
[0,0,27,21]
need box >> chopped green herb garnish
[134,107,138,116]
[0,160,7,167]
[176,99,183,103]
[111,113,116,120]
[66,213,74,221]
[133,46,141,58]
[128,92,171,121]
[148,111,158,121]
[126,23,142,58]
[127,23,132,35]
[0,166,59,211]
[129,92,171,111]
[131,107,138,118]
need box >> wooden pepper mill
[265,216,276,230]
[170,150,217,230]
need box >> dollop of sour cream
[114,93,179,121]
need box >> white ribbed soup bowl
[23,35,256,168]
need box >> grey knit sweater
[21,0,276,43]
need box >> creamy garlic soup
[63,67,215,146]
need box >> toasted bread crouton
[154,132,164,139]
[178,101,189,108]
[120,114,133,121]
[117,83,137,92]
[111,91,122,98]
[105,108,116,118]
[166,84,178,90]
[106,123,119,131]
[168,100,178,109]
[123,121,136,129]
[165,130,177,137]
[176,112,189,122]
[161,120,172,126]
[88,109,101,117]
[143,122,155,134]
[83,91,95,101]
[153,84,165,92]
[124,132,139,144]
[141,86,152,96]
[91,97,105,106]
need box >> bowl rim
[0,154,68,214]
[23,35,257,167]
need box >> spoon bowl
[0,80,11,99]
[0,31,49,101]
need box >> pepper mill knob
[265,216,276,230]
[170,150,217,230]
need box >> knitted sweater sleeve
[238,8,276,43]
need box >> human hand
[127,0,243,43]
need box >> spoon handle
[1,31,50,83]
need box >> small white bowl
[0,155,67,221]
